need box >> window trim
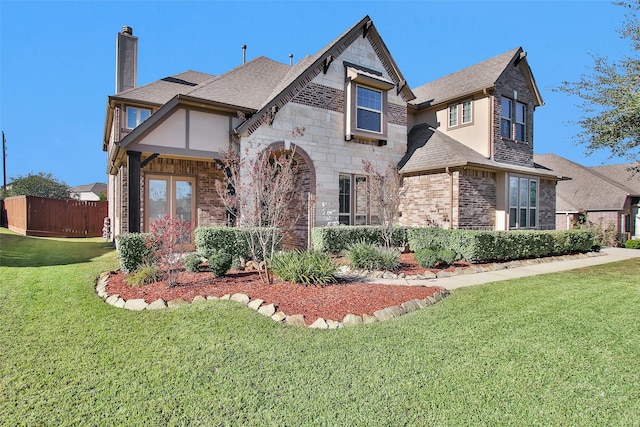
[338,173,375,225]
[508,175,538,230]
[501,97,513,139]
[515,101,527,142]
[125,106,151,130]
[448,98,473,129]
[355,85,383,134]
[344,65,392,142]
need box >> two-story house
[103,17,565,246]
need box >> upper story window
[448,99,472,128]
[126,107,151,129]
[344,63,394,142]
[501,97,512,138]
[356,86,383,133]
[515,102,527,141]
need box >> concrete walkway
[362,247,640,290]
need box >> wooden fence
[2,196,108,238]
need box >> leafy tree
[555,0,640,168]
[7,172,71,199]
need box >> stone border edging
[95,272,450,328]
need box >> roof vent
[289,53,293,66]
[122,26,133,36]
[242,44,247,64]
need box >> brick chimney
[115,25,137,93]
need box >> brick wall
[538,178,556,230]
[458,169,496,229]
[142,157,227,229]
[399,171,459,228]
[492,57,535,167]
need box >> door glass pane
[148,179,167,221]
[339,175,350,218]
[354,176,367,219]
[175,180,193,222]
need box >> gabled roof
[411,47,542,107]
[534,153,633,212]
[71,182,107,194]
[590,163,640,195]
[400,124,566,180]
[112,70,215,105]
[235,15,415,136]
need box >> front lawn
[1,227,638,425]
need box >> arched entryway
[266,142,316,249]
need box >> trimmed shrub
[208,251,233,278]
[311,226,406,254]
[437,249,457,266]
[414,249,439,269]
[126,262,162,286]
[194,226,282,262]
[184,253,204,273]
[625,239,640,249]
[270,250,337,286]
[116,233,157,274]
[346,241,400,271]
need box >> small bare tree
[215,144,305,284]
[362,158,405,249]
[148,215,193,287]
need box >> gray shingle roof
[590,163,640,195]
[400,124,565,180]
[114,70,215,105]
[534,153,632,211]
[410,48,521,106]
[186,56,292,110]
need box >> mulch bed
[105,252,449,325]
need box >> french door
[145,175,196,230]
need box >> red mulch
[105,253,449,325]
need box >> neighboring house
[103,17,565,246]
[534,153,640,240]
[71,183,107,201]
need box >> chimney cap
[122,26,133,36]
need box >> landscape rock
[114,298,126,309]
[206,296,219,301]
[258,303,276,317]
[271,311,287,322]
[220,294,231,300]
[362,314,378,324]
[309,318,329,329]
[192,295,206,304]
[285,315,306,327]
[124,298,148,311]
[230,293,250,304]
[342,314,363,327]
[146,299,167,310]
[401,299,421,313]
[247,299,264,310]
[326,319,343,329]
[105,294,119,305]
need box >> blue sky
[0,0,631,187]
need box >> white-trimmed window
[509,176,538,229]
[515,102,526,141]
[448,99,472,128]
[126,107,151,129]
[501,97,512,138]
[356,86,383,133]
[339,174,373,225]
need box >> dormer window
[126,107,151,129]
[515,102,527,141]
[344,62,394,142]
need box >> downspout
[446,166,453,229]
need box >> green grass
[1,227,639,426]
